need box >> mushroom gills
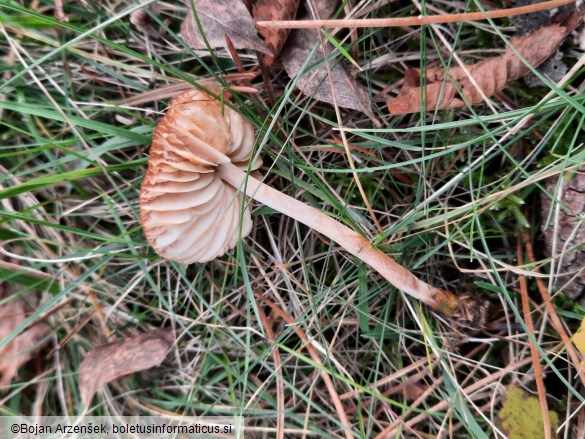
[149,169,203,183]
[170,125,231,165]
[143,209,192,226]
[142,178,223,211]
[143,173,214,194]
[187,189,250,262]
[165,191,231,262]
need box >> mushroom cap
[139,88,260,263]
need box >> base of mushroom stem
[432,289,492,331]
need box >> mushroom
[140,89,482,323]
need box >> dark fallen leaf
[541,167,585,302]
[387,14,583,114]
[252,0,300,65]
[511,1,577,86]
[512,0,577,35]
[181,0,270,54]
[79,328,174,407]
[0,284,50,387]
[130,3,165,40]
[280,1,374,115]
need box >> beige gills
[140,89,261,263]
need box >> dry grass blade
[117,74,258,107]
[388,15,582,114]
[377,358,534,437]
[78,328,174,408]
[181,0,270,54]
[525,232,585,387]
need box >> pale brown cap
[140,89,260,263]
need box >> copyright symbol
[11,424,19,434]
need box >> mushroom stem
[217,162,471,319]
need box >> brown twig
[224,35,245,73]
[517,234,551,439]
[256,0,576,29]
[524,229,585,387]
[254,292,354,439]
[255,303,285,439]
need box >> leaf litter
[181,0,270,54]
[252,0,300,65]
[78,328,174,407]
[280,0,374,116]
[0,283,50,387]
[387,14,583,114]
[130,3,166,40]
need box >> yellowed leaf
[572,317,585,355]
[499,385,558,439]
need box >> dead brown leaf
[0,285,50,387]
[79,328,174,407]
[280,1,373,115]
[130,3,165,40]
[541,167,585,302]
[252,0,300,65]
[181,0,270,54]
[388,14,582,114]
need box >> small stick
[256,0,576,29]
[525,230,585,387]
[518,234,551,439]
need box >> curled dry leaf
[252,0,300,65]
[541,167,585,302]
[388,14,582,114]
[280,1,374,115]
[0,284,50,387]
[79,328,174,407]
[181,0,270,54]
